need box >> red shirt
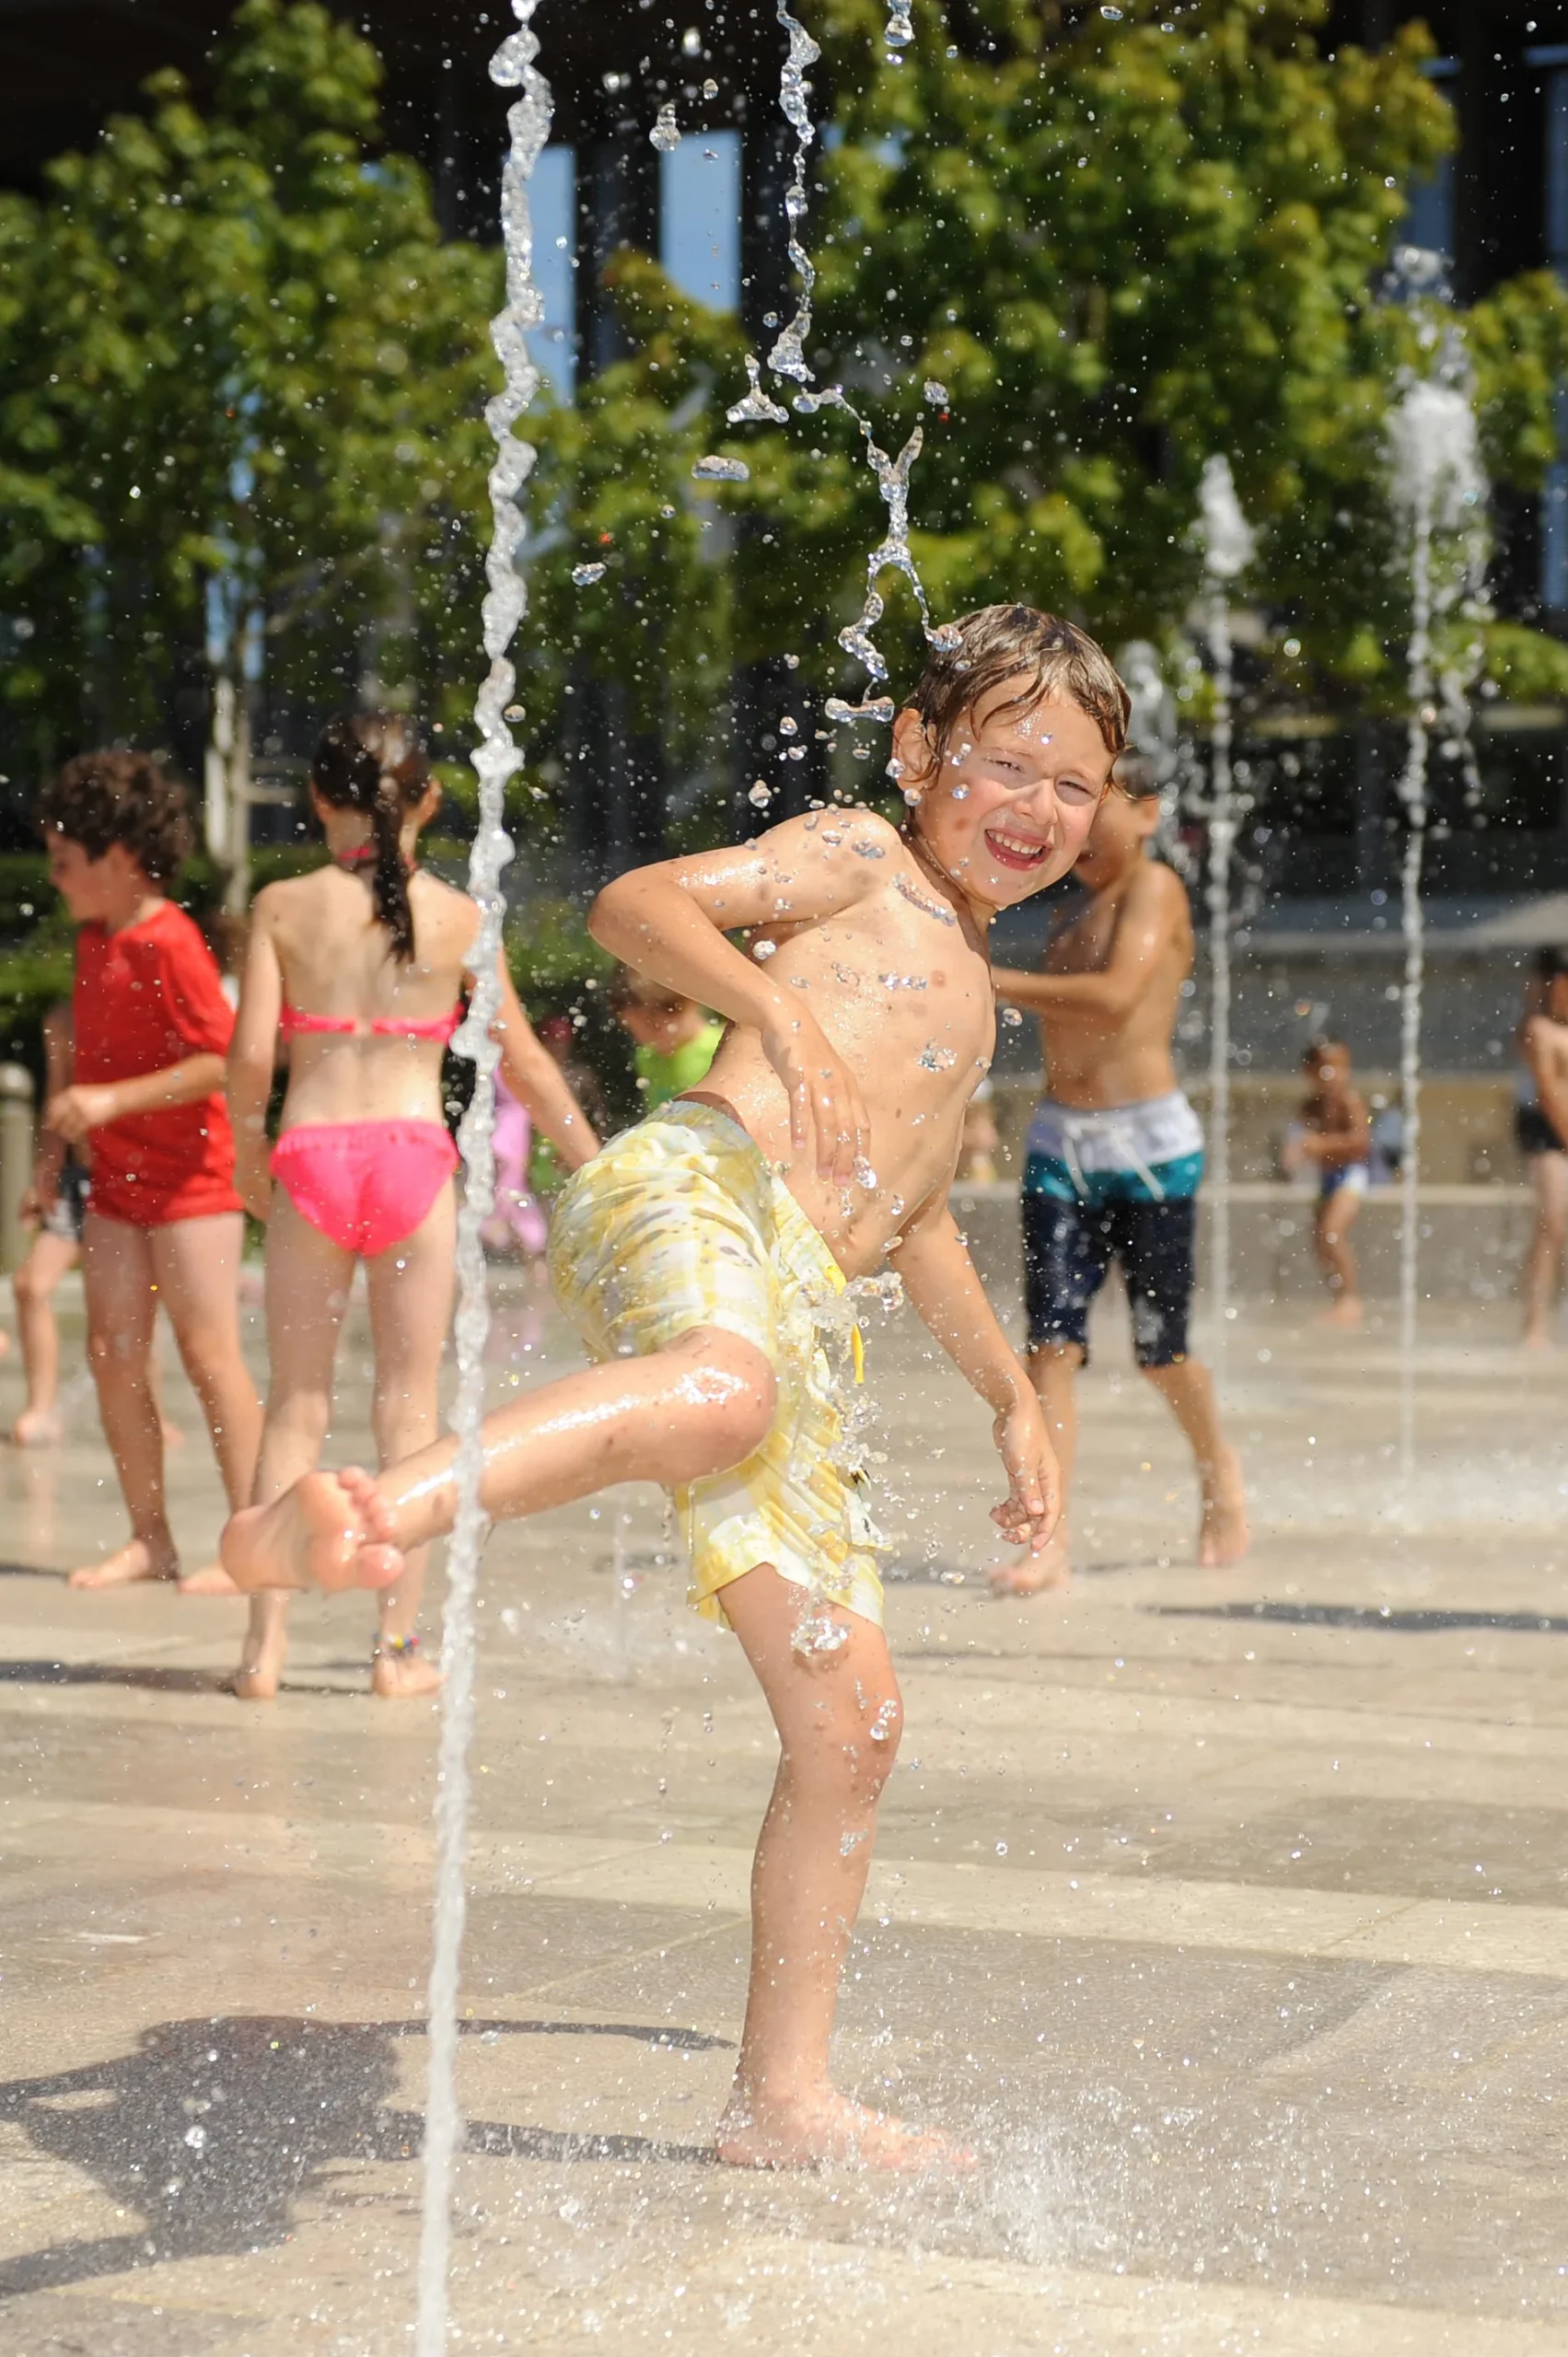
[73,900,241,1225]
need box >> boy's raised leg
[220,1325,779,1593]
[715,1566,967,2171]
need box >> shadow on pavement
[0,2013,728,2299]
[1150,1602,1568,1634]
[0,1659,233,1693]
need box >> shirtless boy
[990,755,1248,1591]
[221,603,1121,2170]
[1282,1038,1373,1326]
[1516,951,1568,1347]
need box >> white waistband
[1026,1091,1204,1175]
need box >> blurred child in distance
[610,967,724,1111]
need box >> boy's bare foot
[1199,1448,1249,1568]
[220,1469,403,1596]
[371,1643,444,1701]
[987,1532,1072,1596]
[179,1562,242,1597]
[1522,1327,1552,1352]
[1320,1296,1364,1329]
[68,1537,179,1590]
[11,1407,63,1447]
[714,2092,975,2174]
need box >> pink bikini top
[279,1002,462,1045]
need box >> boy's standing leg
[71,1210,261,1590]
[717,1568,947,2165]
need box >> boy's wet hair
[38,749,193,884]
[311,712,430,961]
[1110,749,1163,802]
[1304,1035,1350,1065]
[905,604,1131,772]
[609,964,692,1017]
[1532,946,1568,982]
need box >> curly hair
[37,749,193,885]
[904,605,1131,771]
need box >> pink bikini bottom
[271,1120,459,1259]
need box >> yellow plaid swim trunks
[547,1100,887,1629]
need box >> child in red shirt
[39,750,261,1591]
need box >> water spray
[1193,455,1254,1368]
[716,2,953,728]
[415,3,550,2346]
[1386,370,1487,1497]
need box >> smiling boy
[220,605,1123,2171]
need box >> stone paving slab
[1,1278,1566,2351]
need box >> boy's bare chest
[798,911,993,1084]
[1047,889,1121,975]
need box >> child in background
[991,752,1248,1589]
[9,1005,88,1446]
[226,714,598,1701]
[222,603,1119,2170]
[1516,949,1568,1348]
[1282,1038,1372,1327]
[610,968,725,1110]
[39,751,261,1590]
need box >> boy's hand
[46,1084,118,1142]
[760,1011,870,1187]
[990,1394,1062,1555]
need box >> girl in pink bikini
[226,713,599,1701]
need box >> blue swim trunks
[1021,1092,1204,1368]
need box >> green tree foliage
[0,0,501,769]
[540,0,1568,737]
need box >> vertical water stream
[415,3,552,2346]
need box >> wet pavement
[1,1266,1566,2353]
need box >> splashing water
[649,100,680,153]
[415,5,549,2349]
[1386,374,1488,1494]
[1193,458,1255,1372]
[714,4,951,714]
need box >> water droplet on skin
[692,453,749,482]
[869,1698,898,1742]
[852,839,887,860]
[571,563,607,586]
[951,785,970,800]
[751,939,777,960]
[840,1828,869,1855]
[650,101,680,152]
[854,1155,878,1190]
[918,1043,957,1071]
[901,787,922,806]
[794,1608,851,1660]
